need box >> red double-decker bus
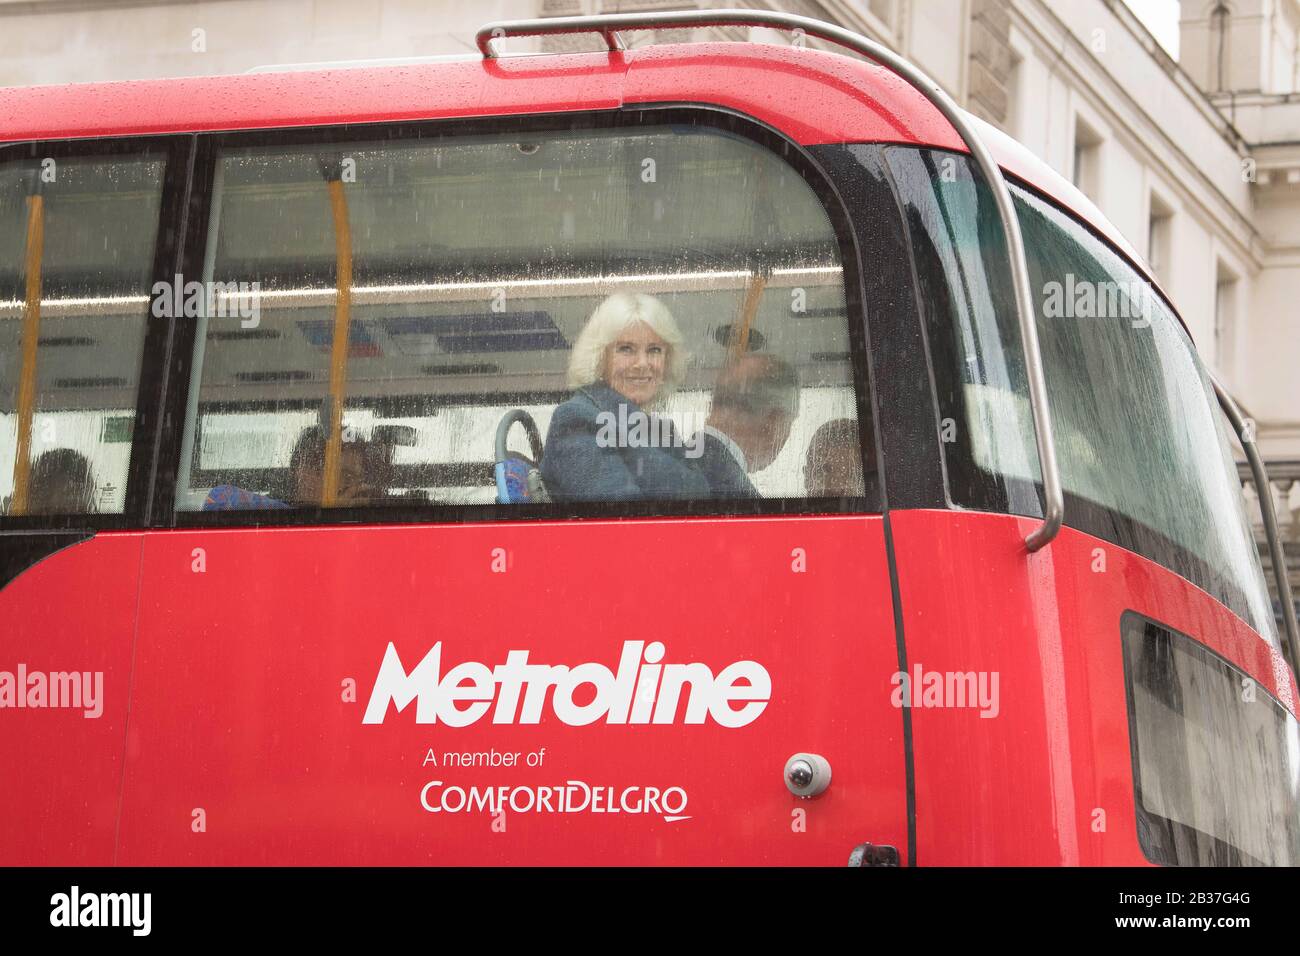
[1,10,1296,866]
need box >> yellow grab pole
[11,192,46,516]
[322,176,353,507]
[729,270,767,363]
[728,152,772,365]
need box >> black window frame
[152,104,883,529]
[0,133,194,533]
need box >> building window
[1072,116,1103,201]
[1210,2,1231,92]
[1147,191,1174,283]
[1214,261,1239,376]
[1072,117,1102,198]
[1005,50,1024,139]
[867,0,898,32]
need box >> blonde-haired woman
[541,292,709,501]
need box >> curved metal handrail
[1213,377,1300,672]
[477,7,1064,551]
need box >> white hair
[566,293,688,399]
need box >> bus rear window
[174,119,873,515]
[884,147,1277,645]
[1122,613,1300,866]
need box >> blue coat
[541,383,710,502]
[694,432,758,499]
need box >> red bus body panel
[0,534,142,865]
[0,46,958,149]
[112,516,904,865]
[892,511,1293,866]
[3,512,1285,865]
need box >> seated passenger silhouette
[541,293,709,502]
[24,448,98,514]
[804,417,868,497]
[287,428,390,507]
[693,354,799,499]
[204,426,388,511]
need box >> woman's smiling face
[602,322,668,406]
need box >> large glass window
[1122,613,1300,866]
[885,148,1277,645]
[176,120,870,514]
[0,151,164,517]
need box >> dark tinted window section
[883,147,1276,645]
[1122,613,1300,866]
[805,142,942,513]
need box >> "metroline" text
[363,641,771,727]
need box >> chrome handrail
[477,8,1064,551]
[1214,378,1300,672]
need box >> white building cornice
[1011,0,1263,269]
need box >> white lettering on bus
[363,641,770,727]
[419,779,691,821]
